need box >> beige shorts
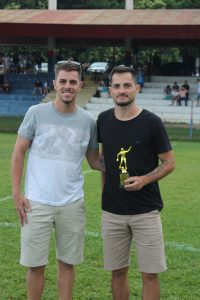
[102,210,167,273]
[20,198,85,267]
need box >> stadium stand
[0,74,53,116]
[84,76,200,124]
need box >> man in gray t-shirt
[12,62,104,300]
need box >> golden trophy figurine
[116,146,132,188]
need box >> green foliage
[4,2,21,9]
[86,0,124,9]
[135,0,166,9]
[0,0,47,9]
[165,0,200,8]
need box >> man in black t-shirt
[97,65,175,300]
[182,80,190,101]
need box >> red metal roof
[0,9,199,46]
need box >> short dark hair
[55,61,82,80]
[109,65,137,85]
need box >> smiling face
[53,70,82,108]
[109,72,140,107]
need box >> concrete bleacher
[84,76,200,125]
[0,73,53,116]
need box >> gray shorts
[102,210,167,273]
[20,198,85,267]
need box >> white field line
[0,222,18,228]
[0,195,12,202]
[165,241,200,253]
[0,222,199,254]
[0,170,94,203]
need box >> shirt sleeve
[88,118,99,150]
[18,106,36,141]
[151,116,172,155]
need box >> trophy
[116,146,132,189]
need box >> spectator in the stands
[93,89,101,98]
[2,78,11,94]
[35,53,43,73]
[25,53,33,74]
[3,55,11,74]
[19,53,27,74]
[182,80,190,101]
[12,52,20,73]
[164,85,172,100]
[33,79,43,95]
[99,80,109,98]
[171,82,179,106]
[42,79,50,96]
[196,78,200,106]
[137,68,144,93]
[177,86,188,106]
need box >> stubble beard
[59,90,75,105]
[115,97,134,107]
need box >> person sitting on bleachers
[98,80,109,98]
[177,86,188,106]
[42,79,50,96]
[171,82,179,105]
[196,78,200,106]
[33,79,42,95]
[2,78,11,94]
[137,68,144,93]
[93,89,101,98]
[182,80,190,101]
[163,85,172,100]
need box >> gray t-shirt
[18,101,98,206]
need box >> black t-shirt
[97,108,172,215]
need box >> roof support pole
[48,37,56,74]
[48,0,57,74]
[48,0,57,10]
[124,0,133,66]
[125,0,134,9]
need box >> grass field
[0,133,200,299]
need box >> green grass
[165,125,200,141]
[0,134,200,299]
[1,116,200,141]
[0,117,23,133]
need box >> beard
[59,89,75,104]
[61,97,74,105]
[115,97,134,107]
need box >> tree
[1,0,200,9]
[165,0,200,8]
[0,0,47,9]
[135,0,166,9]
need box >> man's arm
[86,148,105,173]
[124,150,175,191]
[11,136,31,225]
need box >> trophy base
[119,172,129,189]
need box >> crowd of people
[0,52,44,74]
[163,80,196,106]
[32,79,51,96]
